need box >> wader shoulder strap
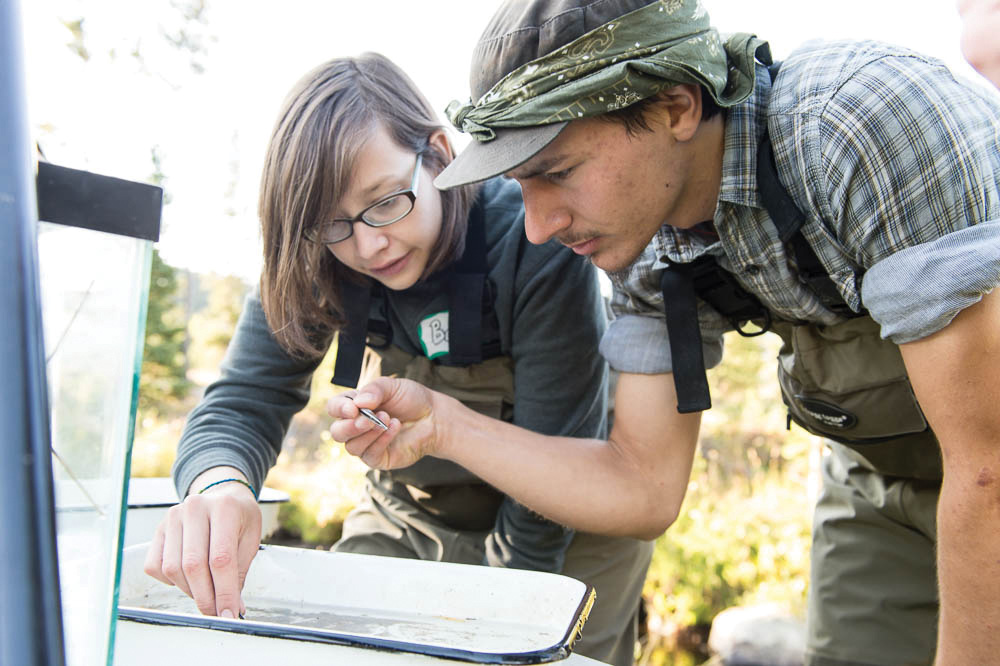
[331,283,374,388]
[660,252,772,413]
[756,134,859,317]
[757,62,862,318]
[448,196,487,364]
[331,197,491,388]
[661,263,712,413]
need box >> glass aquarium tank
[35,162,161,666]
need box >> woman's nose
[349,222,389,258]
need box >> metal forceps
[351,396,389,431]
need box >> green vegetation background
[134,251,818,665]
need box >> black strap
[661,262,712,413]
[331,283,373,388]
[330,286,372,387]
[756,135,859,317]
[447,198,487,364]
[757,61,861,318]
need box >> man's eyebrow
[507,154,568,180]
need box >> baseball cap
[435,0,658,190]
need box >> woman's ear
[428,129,454,162]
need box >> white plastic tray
[118,544,595,664]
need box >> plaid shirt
[601,39,1000,375]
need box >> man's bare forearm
[900,290,1000,663]
[433,372,701,539]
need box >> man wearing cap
[330,1,1000,664]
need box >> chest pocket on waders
[771,317,941,480]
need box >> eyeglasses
[304,152,423,245]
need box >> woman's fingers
[177,498,217,615]
[159,502,196,600]
[358,419,403,469]
[235,505,262,599]
[342,418,384,455]
[330,405,382,444]
[330,378,434,469]
[207,495,258,618]
[145,491,261,618]
[339,417,408,470]
[143,521,170,586]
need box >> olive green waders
[773,318,943,666]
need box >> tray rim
[117,545,596,665]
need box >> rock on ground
[707,603,806,666]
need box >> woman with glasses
[142,52,653,666]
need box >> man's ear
[652,84,703,142]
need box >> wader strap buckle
[687,254,772,337]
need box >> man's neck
[670,115,726,230]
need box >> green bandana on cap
[445,0,770,143]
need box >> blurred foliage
[58,0,216,80]
[185,272,247,372]
[641,459,811,650]
[138,249,190,418]
[130,410,189,478]
[638,332,818,665]
[266,434,369,548]
[133,265,250,475]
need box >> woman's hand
[143,468,262,619]
[327,377,445,469]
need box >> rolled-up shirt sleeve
[600,243,728,374]
[862,222,1000,344]
[805,50,1000,344]
[601,311,725,374]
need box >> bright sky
[19,0,989,282]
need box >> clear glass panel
[37,221,152,666]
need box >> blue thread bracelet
[198,477,257,498]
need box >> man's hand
[143,467,262,619]
[327,377,446,470]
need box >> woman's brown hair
[258,52,477,358]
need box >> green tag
[419,311,449,359]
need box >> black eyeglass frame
[304,152,423,245]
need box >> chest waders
[331,201,515,529]
[660,64,941,481]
